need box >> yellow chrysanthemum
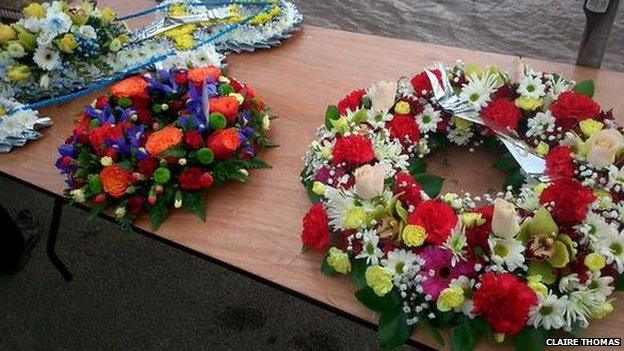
[515,96,542,111]
[453,116,472,132]
[527,275,548,297]
[402,225,427,247]
[23,3,46,18]
[535,141,550,156]
[344,206,367,229]
[584,253,606,271]
[436,285,464,312]
[461,212,485,228]
[312,181,326,196]
[326,247,351,274]
[169,3,188,16]
[101,7,117,24]
[57,34,78,53]
[0,24,16,44]
[174,34,196,50]
[394,101,410,115]
[579,119,604,137]
[365,265,393,297]
[7,65,31,82]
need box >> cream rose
[586,129,624,169]
[369,80,397,114]
[491,198,520,238]
[353,164,386,199]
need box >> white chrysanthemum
[415,105,441,133]
[324,187,356,230]
[373,134,409,171]
[559,274,583,293]
[587,272,615,297]
[526,110,556,138]
[381,249,417,282]
[606,165,624,189]
[447,128,473,146]
[459,72,500,110]
[592,228,624,273]
[444,221,467,255]
[356,229,383,265]
[516,184,540,211]
[22,17,43,33]
[45,10,72,35]
[33,46,61,71]
[78,25,97,40]
[547,74,572,100]
[564,289,605,331]
[517,75,546,99]
[488,237,525,271]
[529,293,567,330]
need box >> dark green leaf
[514,327,548,351]
[351,259,368,289]
[325,105,340,129]
[378,308,412,350]
[321,259,337,277]
[414,173,444,198]
[506,169,526,189]
[494,153,519,171]
[569,323,586,337]
[419,316,445,346]
[450,317,478,351]
[149,204,169,231]
[408,158,427,175]
[482,136,499,151]
[572,80,595,97]
[471,317,492,341]
[355,287,401,313]
[182,192,206,222]
[615,275,624,291]
[160,147,187,159]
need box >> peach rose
[101,165,132,198]
[145,126,183,155]
[209,96,240,123]
[188,66,221,86]
[110,76,148,98]
[586,129,624,169]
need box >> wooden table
[1,2,624,350]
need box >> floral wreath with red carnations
[56,65,273,230]
[300,60,624,350]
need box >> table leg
[47,198,73,281]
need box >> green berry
[153,167,171,184]
[152,104,162,113]
[209,113,227,130]
[218,84,235,96]
[89,119,101,128]
[118,97,132,108]
[197,147,215,165]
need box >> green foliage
[182,191,206,222]
[324,105,340,129]
[378,308,413,350]
[506,169,526,189]
[494,153,519,171]
[321,258,337,277]
[407,158,427,175]
[514,327,548,351]
[414,173,444,198]
[355,287,402,313]
[450,316,479,351]
[211,157,270,183]
[572,80,595,97]
[351,259,368,289]
[419,316,445,346]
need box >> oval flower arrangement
[300,62,624,350]
[57,66,272,229]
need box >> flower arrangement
[56,65,273,230]
[0,97,51,152]
[300,61,624,350]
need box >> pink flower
[418,246,475,299]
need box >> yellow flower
[579,119,604,137]
[100,156,113,167]
[7,65,31,82]
[593,301,614,319]
[515,96,542,111]
[394,101,410,115]
[461,212,485,228]
[169,3,188,16]
[402,225,427,247]
[165,24,197,38]
[249,6,281,26]
[23,3,46,18]
[527,275,548,297]
[109,38,121,52]
[535,141,550,156]
[101,7,117,24]
[0,106,6,117]
[117,34,130,44]
[453,116,472,132]
[331,116,350,135]
[584,253,606,271]
[174,34,196,50]
[0,24,16,44]
[312,181,326,196]
[229,92,244,104]
[344,206,367,229]
[14,25,36,51]
[365,265,393,297]
[326,247,351,274]
[436,285,464,312]
[57,34,78,53]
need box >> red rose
[545,146,575,179]
[540,178,596,224]
[88,123,123,154]
[466,205,493,261]
[408,200,458,245]
[394,172,423,208]
[174,70,188,85]
[138,157,159,177]
[206,128,241,160]
[482,98,523,132]
[128,196,145,214]
[338,89,366,115]
[301,203,330,251]
[551,91,600,122]
[209,96,240,123]
[473,273,538,336]
[95,95,110,110]
[389,115,420,144]
[74,114,91,143]
[184,131,203,149]
[410,69,441,98]
[179,167,214,190]
[332,135,375,168]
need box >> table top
[2,2,624,350]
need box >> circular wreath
[56,65,273,230]
[300,61,624,350]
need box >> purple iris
[86,105,115,125]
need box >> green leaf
[321,259,337,277]
[351,259,368,289]
[616,275,624,291]
[408,158,427,175]
[149,204,169,231]
[419,316,445,346]
[494,153,519,171]
[182,192,206,222]
[506,169,525,189]
[482,136,499,151]
[569,323,587,337]
[572,80,595,97]
[471,317,493,341]
[514,327,548,351]
[355,287,401,313]
[414,173,444,198]
[160,147,187,159]
[450,317,478,351]
[378,308,412,350]
[324,105,340,129]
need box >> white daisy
[356,229,384,265]
[517,75,546,99]
[592,228,624,273]
[559,273,583,293]
[587,272,615,297]
[381,249,417,282]
[528,293,567,330]
[324,187,356,230]
[33,46,61,71]
[547,74,572,100]
[564,289,605,331]
[459,72,500,110]
[488,237,525,271]
[415,105,441,133]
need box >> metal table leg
[47,198,72,281]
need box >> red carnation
[184,131,203,149]
[545,146,575,179]
[74,115,91,144]
[551,91,600,122]
[179,167,214,190]
[135,107,153,125]
[482,98,523,132]
[389,115,421,144]
[95,95,110,110]
[174,70,188,85]
[466,205,493,261]
[301,203,330,251]
[137,157,159,178]
[473,273,538,336]
[540,178,596,224]
[394,172,423,208]
[206,128,241,160]
[88,123,123,154]
[332,135,375,168]
[408,200,458,245]
[128,196,145,214]
[338,89,366,115]
[410,69,442,98]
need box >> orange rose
[209,96,239,123]
[101,165,132,198]
[110,76,149,98]
[206,128,241,160]
[188,66,221,86]
[145,126,183,155]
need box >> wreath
[56,65,273,230]
[300,61,624,350]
